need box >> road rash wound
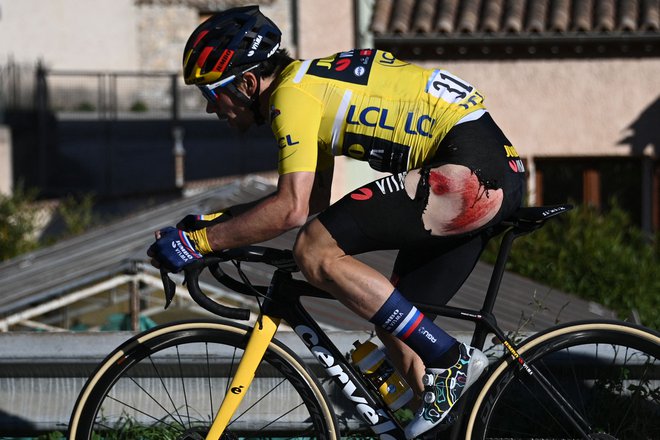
[428,171,451,195]
[425,167,503,235]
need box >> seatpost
[481,228,517,315]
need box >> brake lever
[160,268,177,309]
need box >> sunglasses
[197,76,236,104]
[196,64,260,105]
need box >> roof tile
[642,0,660,30]
[573,0,594,32]
[595,0,616,31]
[371,0,394,35]
[482,0,504,32]
[527,0,550,33]
[455,0,477,33]
[503,0,526,33]
[436,0,459,33]
[391,0,416,33]
[620,0,639,31]
[549,0,571,32]
[412,0,437,33]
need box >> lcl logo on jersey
[278,134,299,149]
[346,105,436,138]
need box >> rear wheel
[467,321,660,439]
[68,320,339,439]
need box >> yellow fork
[205,315,281,440]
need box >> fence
[0,60,36,119]
[0,60,276,197]
[0,59,208,121]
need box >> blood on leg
[414,164,503,236]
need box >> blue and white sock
[370,288,459,368]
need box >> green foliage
[57,193,95,236]
[129,100,148,112]
[0,185,39,261]
[484,203,659,329]
[0,189,97,262]
[92,414,185,439]
[36,431,65,440]
[75,101,95,112]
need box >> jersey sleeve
[270,86,326,175]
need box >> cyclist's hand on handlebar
[176,210,231,231]
[147,226,213,273]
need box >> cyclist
[148,6,526,438]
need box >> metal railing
[1,60,209,122]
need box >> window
[536,158,644,227]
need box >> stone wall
[0,0,294,72]
[134,0,295,74]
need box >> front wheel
[68,320,339,440]
[467,321,660,439]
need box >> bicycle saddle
[503,204,573,229]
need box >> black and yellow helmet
[182,5,282,85]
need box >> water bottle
[351,340,413,410]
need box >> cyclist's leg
[295,113,526,437]
[398,115,525,437]
[293,218,393,319]
[378,232,493,394]
[296,169,498,365]
[295,176,502,437]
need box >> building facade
[0,0,658,231]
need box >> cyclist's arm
[204,170,316,250]
[205,86,326,250]
[219,157,332,218]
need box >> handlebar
[160,246,298,321]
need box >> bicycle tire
[466,320,660,440]
[68,319,339,440]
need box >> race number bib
[426,69,476,104]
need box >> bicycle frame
[200,227,561,440]
[206,268,408,440]
[179,204,593,440]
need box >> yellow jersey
[269,49,486,175]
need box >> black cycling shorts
[317,112,526,306]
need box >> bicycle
[68,203,660,440]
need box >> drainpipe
[171,73,185,190]
[173,126,185,190]
[526,155,536,205]
[127,260,140,331]
[641,153,654,237]
[35,60,49,189]
[355,0,376,48]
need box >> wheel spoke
[148,354,186,427]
